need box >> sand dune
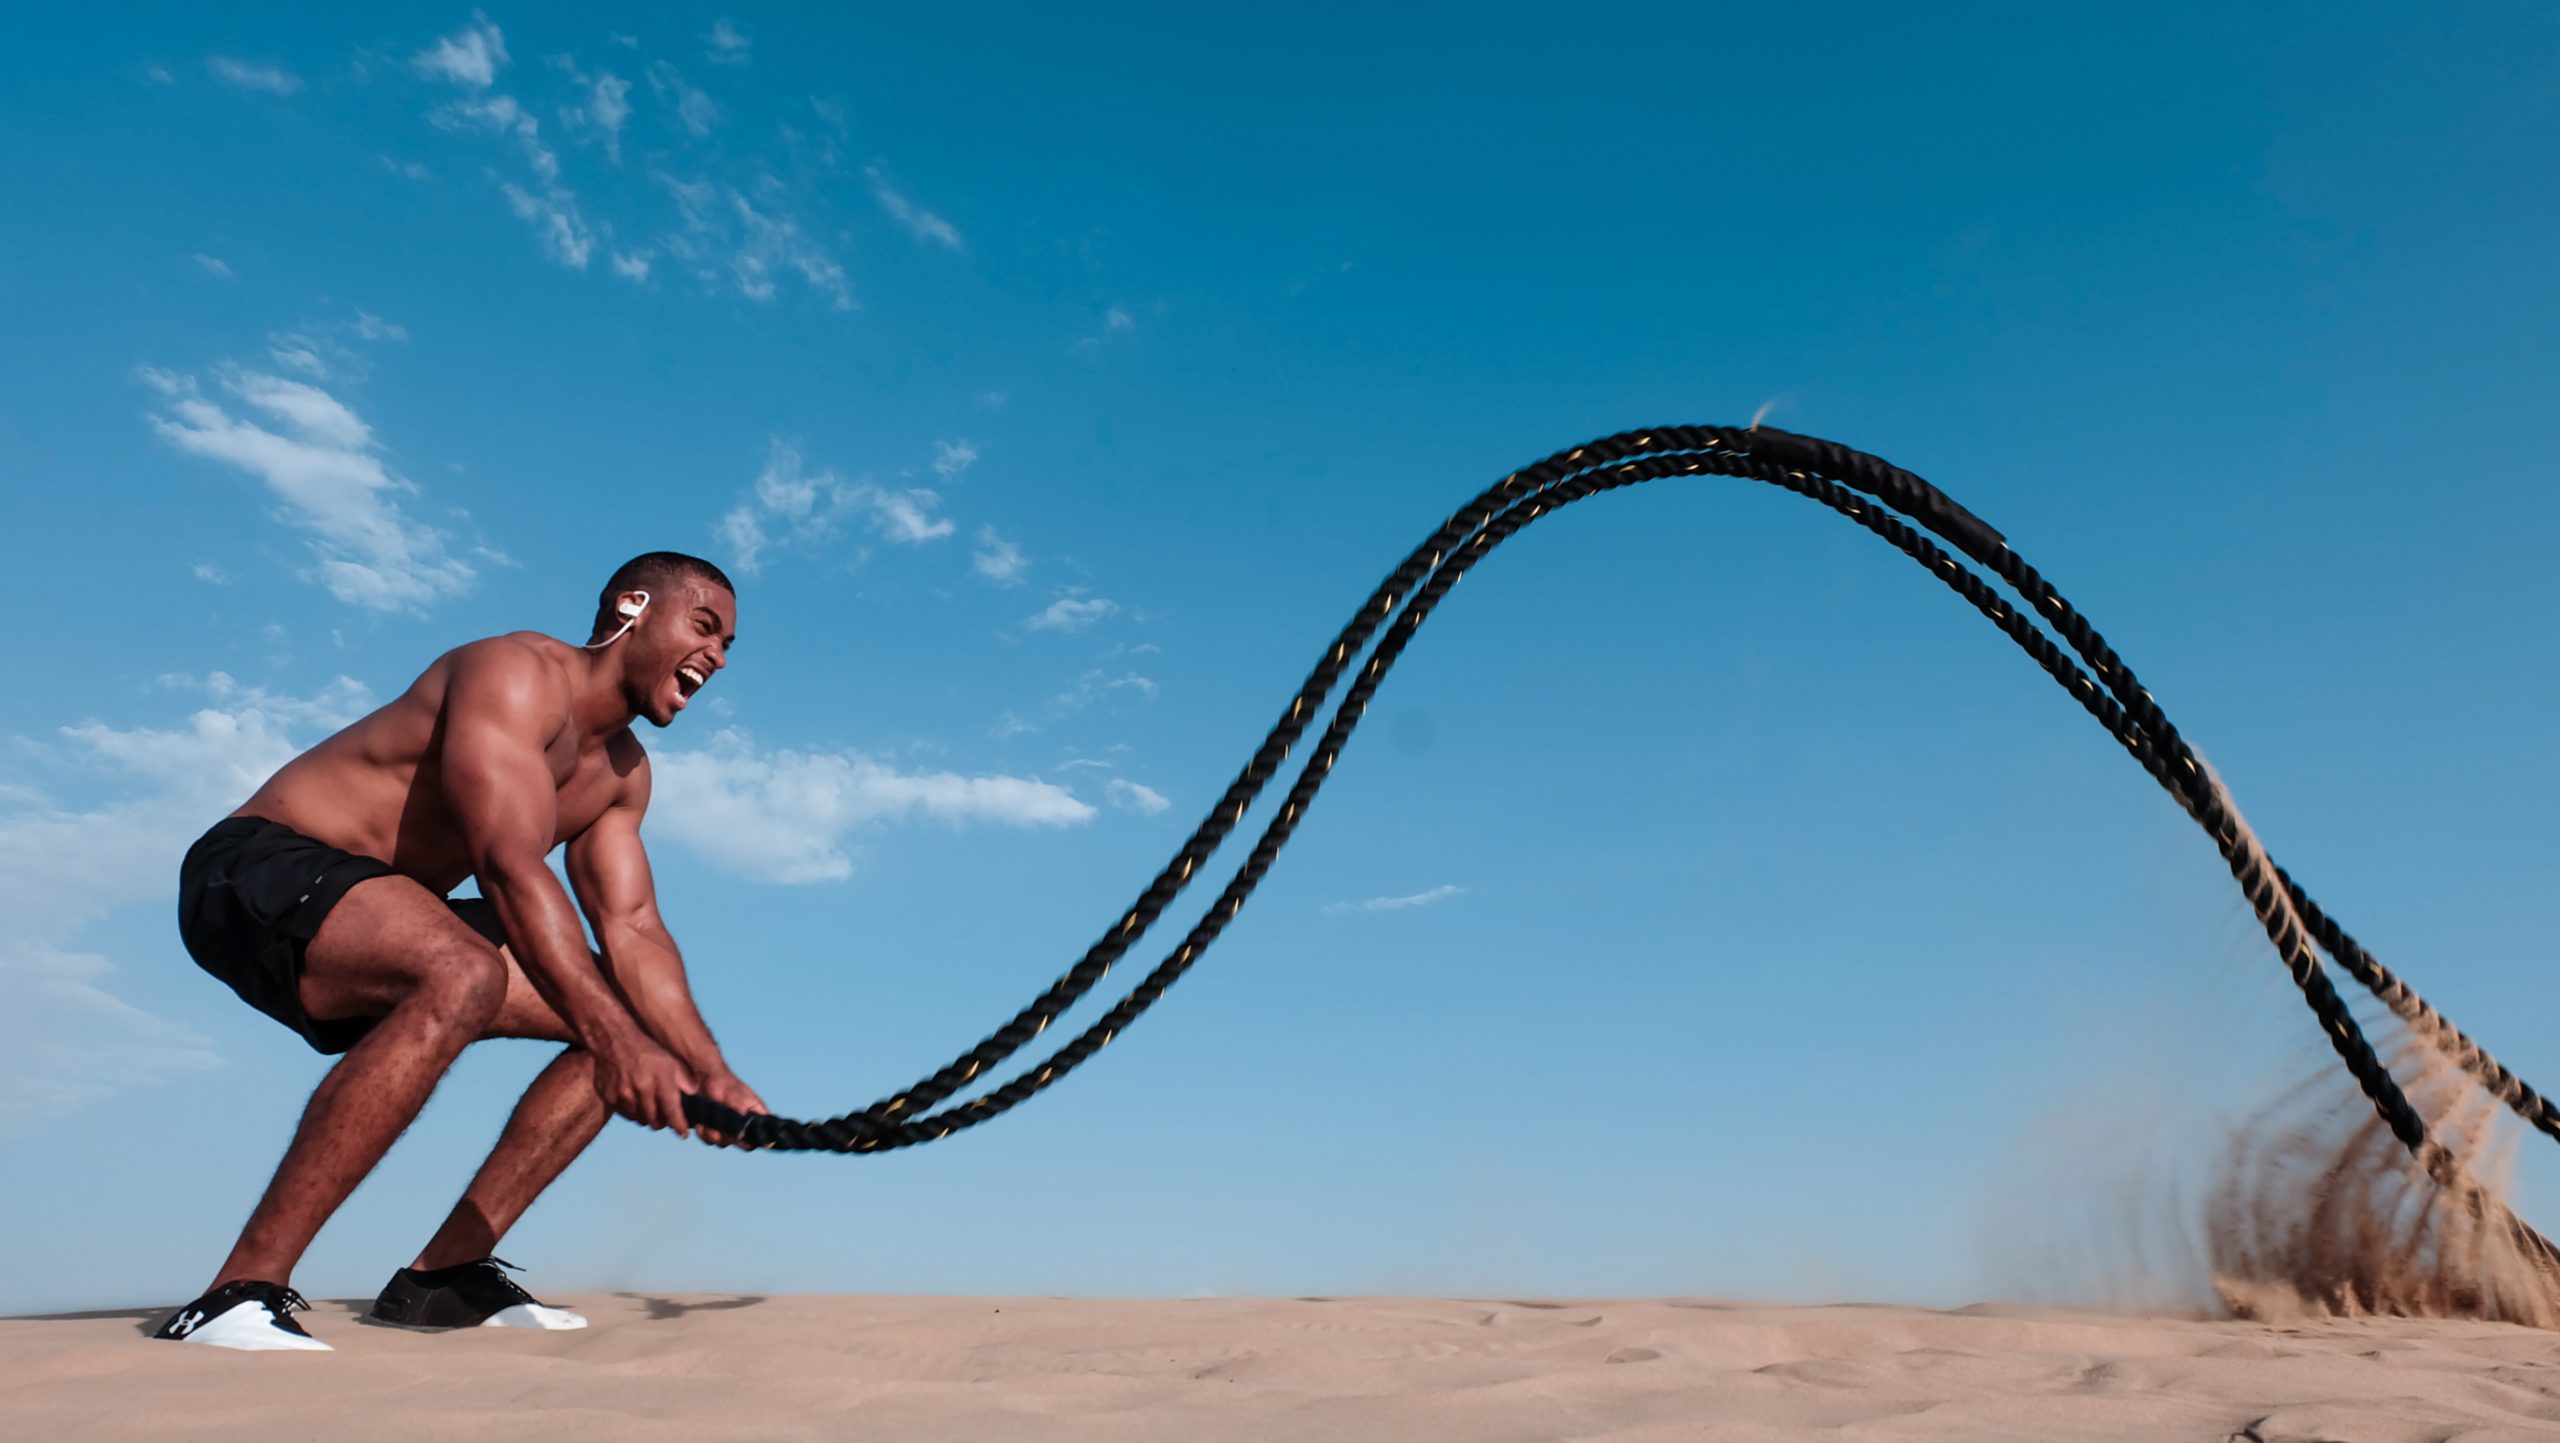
[9,1293,2560,1441]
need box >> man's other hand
[594,1034,700,1138]
[693,1070,769,1149]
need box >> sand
[9,1293,2560,1442]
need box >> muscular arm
[441,645,695,1134]
[567,751,767,1144]
[566,759,723,1074]
[442,646,640,1049]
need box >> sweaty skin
[233,577,763,1139]
[190,574,769,1301]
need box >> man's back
[233,631,640,895]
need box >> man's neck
[564,642,642,740]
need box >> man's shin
[412,1047,610,1271]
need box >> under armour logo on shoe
[167,1309,204,1338]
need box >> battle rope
[680,426,2560,1219]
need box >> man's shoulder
[446,632,576,682]
[452,629,577,664]
[441,634,578,721]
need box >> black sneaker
[369,1257,587,1331]
[153,1280,332,1352]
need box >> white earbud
[586,589,651,649]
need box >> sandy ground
[8,1293,2560,1441]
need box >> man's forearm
[597,925,727,1077]
[479,859,646,1052]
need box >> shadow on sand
[617,1292,768,1322]
[10,1306,173,1340]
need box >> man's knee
[413,944,509,1033]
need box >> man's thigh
[444,897,579,1044]
[300,883,575,1045]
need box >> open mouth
[675,665,708,703]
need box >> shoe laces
[460,1256,534,1306]
[226,1280,311,1318]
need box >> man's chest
[540,739,628,845]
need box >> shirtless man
[153,551,768,1352]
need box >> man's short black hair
[591,551,735,641]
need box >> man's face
[623,579,737,728]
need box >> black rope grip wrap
[678,423,2555,1223]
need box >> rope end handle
[681,1093,771,1147]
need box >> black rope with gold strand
[681,426,2560,1201]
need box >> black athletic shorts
[176,816,499,1055]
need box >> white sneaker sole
[481,1302,587,1330]
[175,1306,333,1352]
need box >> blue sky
[4,4,2557,1314]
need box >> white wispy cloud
[268,337,325,374]
[932,439,978,481]
[414,15,509,88]
[399,29,857,310]
[988,668,1155,738]
[1074,305,1140,354]
[858,484,952,544]
[207,56,301,95]
[190,561,231,585]
[661,173,719,236]
[413,24,632,281]
[435,92,560,182]
[0,679,372,1125]
[266,309,408,383]
[971,524,1027,586]
[728,190,851,310]
[1055,670,1157,710]
[1027,591,1118,634]
[547,55,631,164]
[1323,884,1468,918]
[648,60,721,138]
[500,180,595,267]
[715,438,954,575]
[585,71,631,161]
[705,19,752,66]
[141,365,475,612]
[714,508,770,575]
[652,728,1094,883]
[160,672,377,731]
[655,173,851,310]
[717,438,833,573]
[1105,778,1170,815]
[223,369,372,448]
[867,167,964,250]
[193,253,235,282]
